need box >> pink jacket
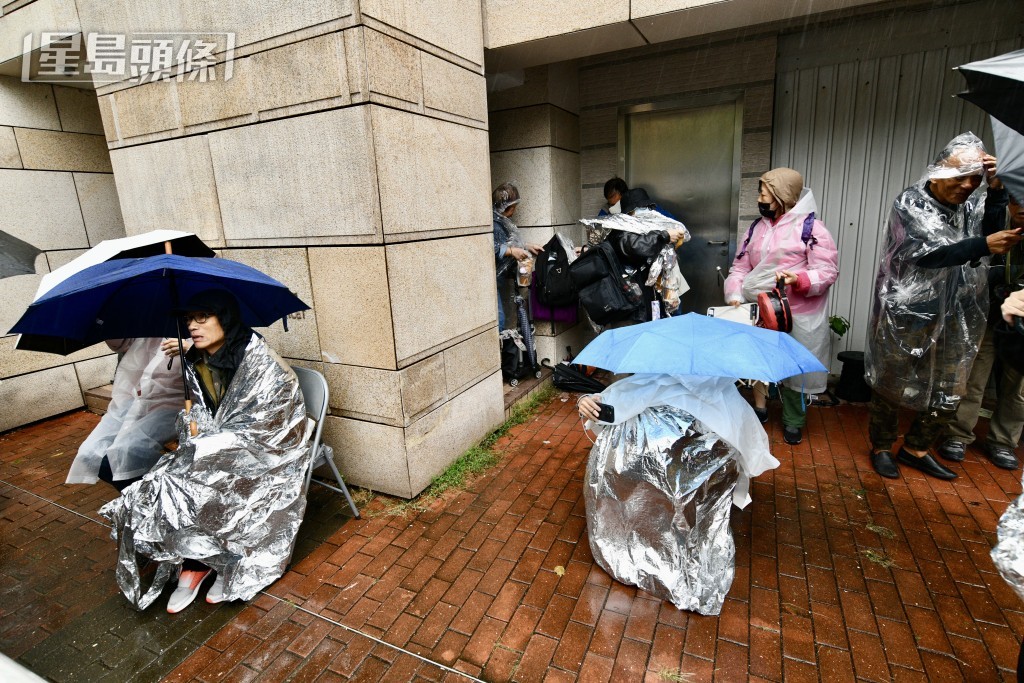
[724,211,839,316]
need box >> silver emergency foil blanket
[100,334,314,610]
[992,488,1024,603]
[585,405,739,615]
[579,210,691,311]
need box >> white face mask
[608,200,621,215]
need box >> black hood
[181,289,254,383]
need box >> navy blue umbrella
[573,313,825,382]
[9,254,309,350]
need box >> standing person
[724,168,839,445]
[492,182,541,329]
[101,289,315,613]
[66,338,184,490]
[599,177,629,216]
[865,133,1015,480]
[938,197,1024,470]
[610,188,688,322]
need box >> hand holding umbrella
[9,250,309,436]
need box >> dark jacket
[608,229,671,322]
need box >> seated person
[66,337,183,491]
[100,289,315,614]
[576,374,777,614]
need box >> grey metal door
[620,98,742,314]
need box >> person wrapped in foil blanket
[582,374,778,614]
[100,293,313,611]
[994,490,1024,593]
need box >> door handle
[706,240,728,246]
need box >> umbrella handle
[185,398,198,437]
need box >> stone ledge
[84,384,112,415]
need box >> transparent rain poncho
[723,188,838,394]
[67,338,184,484]
[583,374,778,614]
[865,133,994,411]
[100,335,314,609]
[493,209,526,280]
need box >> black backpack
[569,241,643,325]
[535,234,578,307]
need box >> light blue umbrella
[573,312,826,382]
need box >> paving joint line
[258,591,485,682]
[0,478,110,528]
[4,479,485,681]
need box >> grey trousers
[947,324,1024,449]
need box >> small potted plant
[829,315,850,338]
[830,315,871,402]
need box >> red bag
[757,277,793,333]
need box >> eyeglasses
[183,312,210,325]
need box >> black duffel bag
[569,241,642,325]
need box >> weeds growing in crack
[865,523,895,539]
[370,384,557,517]
[861,549,895,568]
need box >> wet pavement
[3,394,1024,681]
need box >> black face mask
[757,202,777,220]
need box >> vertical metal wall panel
[774,11,1023,370]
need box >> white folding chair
[293,366,360,519]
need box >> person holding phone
[578,394,612,423]
[865,133,1015,480]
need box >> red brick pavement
[4,395,1024,682]
[0,412,120,659]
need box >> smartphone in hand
[596,403,615,423]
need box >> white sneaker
[206,573,226,604]
[167,568,212,614]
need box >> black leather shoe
[754,407,769,424]
[871,450,900,478]
[985,443,1020,470]
[896,447,957,480]
[937,439,966,462]
[783,426,802,445]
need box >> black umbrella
[957,49,1024,135]
[992,118,1024,203]
[550,362,607,394]
[0,230,40,279]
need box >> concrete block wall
[0,76,123,432]
[483,0,885,70]
[577,34,777,240]
[67,1,501,498]
[488,63,592,365]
